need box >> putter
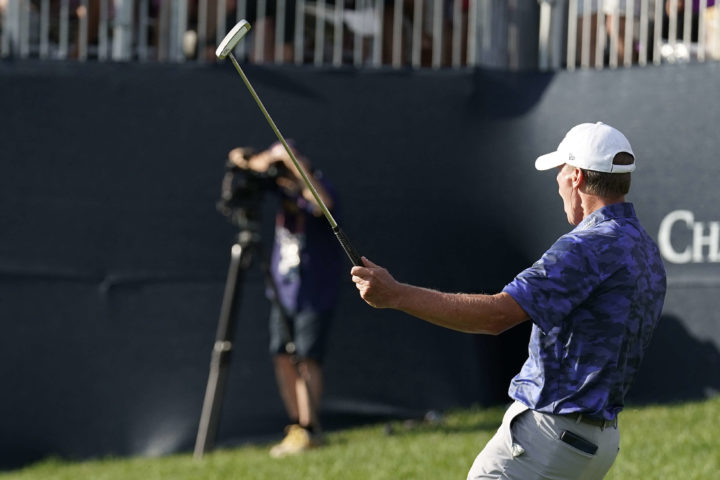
[216,20,362,267]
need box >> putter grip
[333,226,362,266]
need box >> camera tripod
[193,213,319,459]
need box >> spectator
[184,0,296,62]
[244,0,297,63]
[703,0,720,59]
[662,1,717,42]
[184,0,237,60]
[574,0,642,66]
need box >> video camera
[216,148,289,229]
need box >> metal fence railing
[2,1,718,70]
[540,0,720,71]
[0,0,480,68]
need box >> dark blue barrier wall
[1,60,719,468]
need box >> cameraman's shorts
[269,305,332,363]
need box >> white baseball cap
[535,122,635,173]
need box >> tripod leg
[194,242,249,459]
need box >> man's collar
[576,202,636,231]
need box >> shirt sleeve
[502,232,609,334]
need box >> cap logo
[568,153,575,162]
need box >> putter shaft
[226,51,362,266]
[228,53,338,229]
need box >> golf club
[216,20,362,267]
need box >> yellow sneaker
[269,425,317,458]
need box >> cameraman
[228,142,342,458]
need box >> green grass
[5,396,719,480]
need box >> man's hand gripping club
[351,257,404,309]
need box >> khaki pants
[467,402,620,480]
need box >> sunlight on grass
[4,398,719,480]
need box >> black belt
[564,412,618,429]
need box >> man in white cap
[351,122,667,479]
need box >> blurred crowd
[1,1,718,67]
[0,0,473,67]
[573,0,720,66]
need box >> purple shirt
[269,172,343,312]
[503,203,667,420]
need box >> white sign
[658,210,720,264]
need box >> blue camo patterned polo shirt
[503,202,667,420]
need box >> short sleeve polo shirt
[503,203,667,420]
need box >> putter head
[216,20,252,59]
